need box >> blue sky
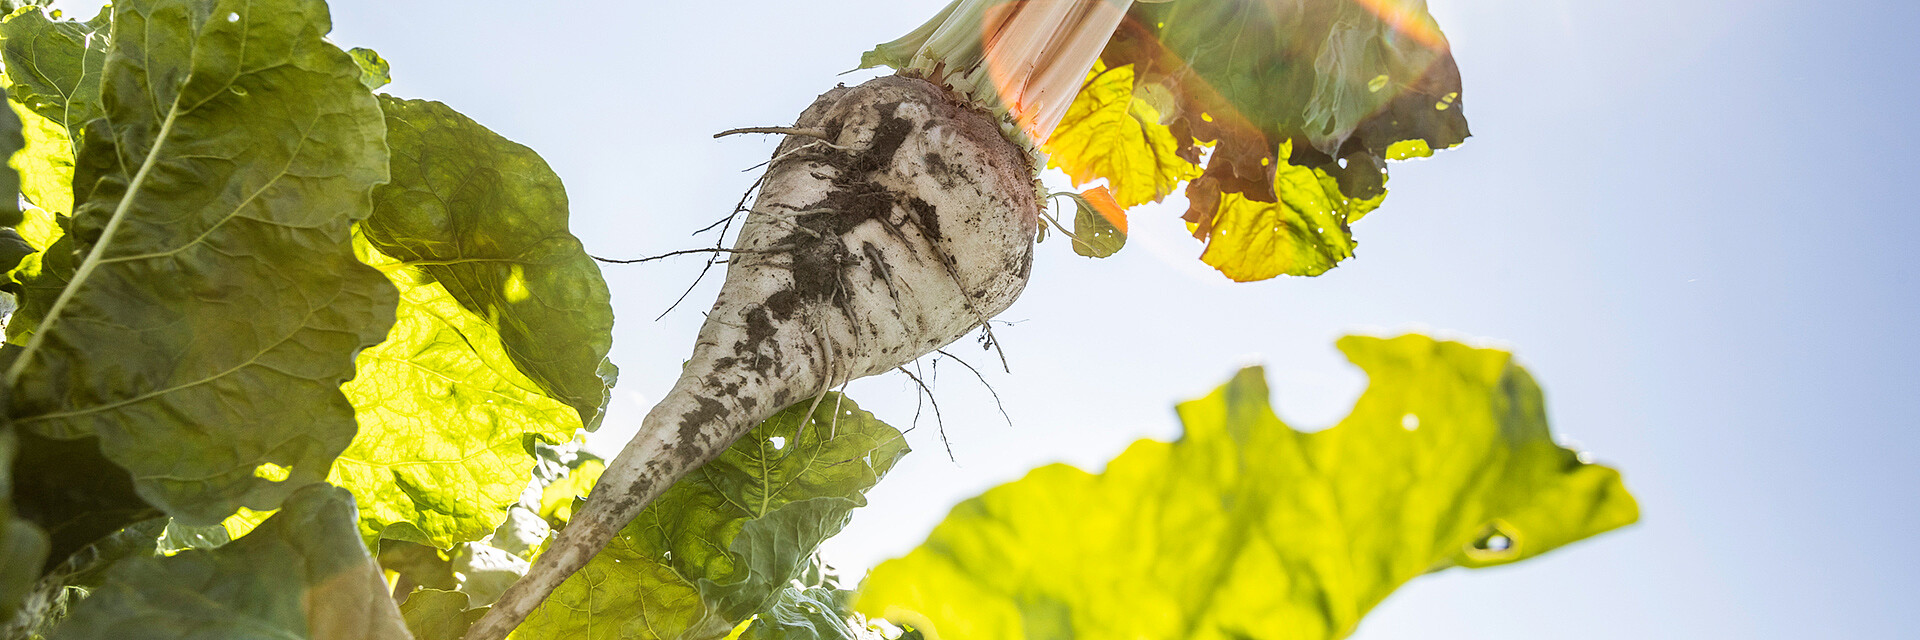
[92,0,1910,635]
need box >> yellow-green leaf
[1044,61,1199,209]
[349,47,391,91]
[4,0,399,525]
[333,240,583,548]
[517,394,908,640]
[364,97,616,430]
[1063,187,1126,259]
[856,335,1638,640]
[536,457,602,527]
[1197,141,1383,281]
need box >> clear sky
[77,0,1917,636]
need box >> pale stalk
[873,0,1134,152]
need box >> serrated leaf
[517,394,909,640]
[857,335,1638,640]
[3,0,399,525]
[1067,0,1471,280]
[45,484,411,640]
[1044,61,1199,210]
[330,96,615,548]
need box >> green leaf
[364,96,616,429]
[1193,140,1382,280]
[741,586,870,640]
[378,539,458,592]
[6,78,87,220]
[349,47,391,91]
[4,518,171,638]
[0,4,108,138]
[0,91,22,227]
[6,429,156,580]
[0,6,96,345]
[45,484,411,640]
[0,227,30,275]
[518,393,909,640]
[1060,187,1126,259]
[856,335,1638,640]
[1,410,51,626]
[535,456,602,527]
[400,588,483,640]
[1,222,71,343]
[329,96,615,548]
[1126,0,1469,167]
[3,0,399,525]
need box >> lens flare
[1349,0,1449,50]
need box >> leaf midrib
[4,95,180,386]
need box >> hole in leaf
[1401,413,1419,430]
[769,436,787,449]
[252,462,290,482]
[226,12,239,22]
[1464,520,1522,562]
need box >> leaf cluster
[0,3,1635,640]
[0,0,627,636]
[888,0,1472,279]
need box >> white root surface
[464,75,1040,640]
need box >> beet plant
[0,1,1638,639]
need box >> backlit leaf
[4,0,399,525]
[334,238,582,548]
[331,96,615,548]
[1046,0,1471,280]
[1060,187,1126,259]
[0,3,100,341]
[45,484,411,640]
[740,586,876,640]
[1044,61,1199,209]
[9,100,76,219]
[1195,140,1382,280]
[350,47,391,91]
[0,5,108,138]
[517,393,908,640]
[363,97,616,430]
[857,335,1637,640]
